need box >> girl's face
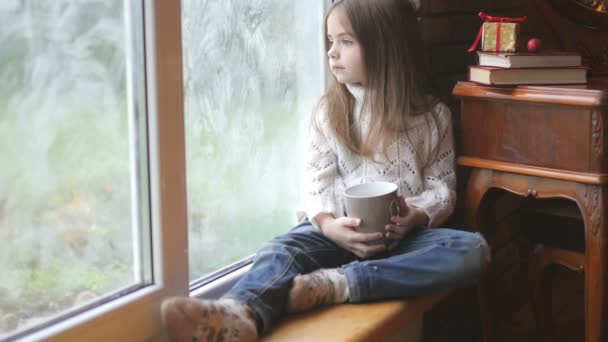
[326,8,366,86]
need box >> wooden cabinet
[453,81,608,342]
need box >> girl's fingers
[385,222,417,241]
[351,230,384,243]
[341,217,361,228]
[398,196,409,216]
[385,230,405,242]
[390,214,411,227]
[386,223,409,235]
[352,242,386,258]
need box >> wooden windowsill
[261,291,449,342]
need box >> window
[0,1,187,340]
[0,0,154,338]
[0,0,328,340]
[181,0,326,283]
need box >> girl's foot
[286,268,349,313]
[161,297,258,342]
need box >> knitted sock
[286,268,349,313]
[161,297,258,342]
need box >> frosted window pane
[182,1,324,280]
[0,1,150,338]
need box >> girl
[162,0,490,341]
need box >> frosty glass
[181,1,325,281]
[0,1,151,338]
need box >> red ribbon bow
[467,12,527,52]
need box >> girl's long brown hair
[316,0,438,159]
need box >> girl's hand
[315,214,387,259]
[384,196,429,249]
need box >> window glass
[181,1,325,280]
[0,1,150,338]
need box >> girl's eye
[342,39,353,46]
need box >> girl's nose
[327,45,337,59]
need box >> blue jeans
[223,222,490,335]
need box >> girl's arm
[405,103,457,227]
[302,108,341,228]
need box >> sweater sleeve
[302,108,341,226]
[405,103,456,227]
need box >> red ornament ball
[527,38,543,52]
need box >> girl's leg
[344,228,490,303]
[162,222,355,341]
[223,222,355,333]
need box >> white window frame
[20,1,188,341]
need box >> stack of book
[468,50,588,86]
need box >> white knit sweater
[300,84,456,228]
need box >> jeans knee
[476,233,491,268]
[462,233,491,277]
[444,232,490,286]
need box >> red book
[477,51,582,68]
[468,65,588,86]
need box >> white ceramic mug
[344,182,401,244]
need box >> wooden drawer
[453,82,608,175]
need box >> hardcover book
[477,51,582,68]
[468,65,588,86]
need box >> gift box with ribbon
[468,12,527,53]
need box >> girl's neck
[345,83,365,102]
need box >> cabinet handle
[527,188,538,198]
